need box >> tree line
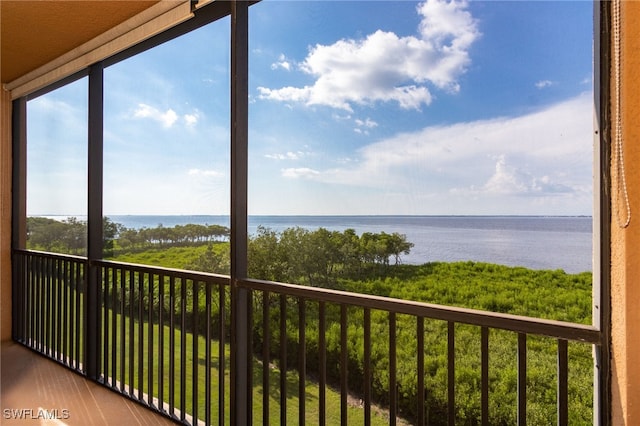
[26,218,414,279]
[26,216,122,256]
[179,225,415,286]
[26,217,229,255]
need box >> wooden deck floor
[0,341,177,425]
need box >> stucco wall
[0,88,12,342]
[611,1,640,424]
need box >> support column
[230,1,250,424]
[8,95,26,342]
[86,62,104,380]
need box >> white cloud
[354,117,379,135]
[133,103,178,128]
[184,112,199,127]
[132,103,200,128]
[271,53,293,71]
[475,155,571,196]
[281,93,593,212]
[258,0,479,111]
[265,151,308,160]
[535,80,554,89]
[281,167,320,179]
[355,118,379,128]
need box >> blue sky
[26,0,594,216]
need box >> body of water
[105,215,593,273]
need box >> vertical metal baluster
[389,312,397,426]
[109,265,115,384]
[219,284,225,426]
[98,266,104,382]
[69,262,80,370]
[263,291,270,424]
[120,267,126,393]
[298,298,306,426]
[53,257,58,357]
[169,275,176,417]
[45,256,50,354]
[36,256,42,352]
[138,270,145,401]
[31,255,36,347]
[39,256,46,352]
[129,269,135,396]
[56,258,62,360]
[205,282,212,426]
[193,280,199,420]
[66,259,72,364]
[16,254,22,343]
[62,259,69,364]
[77,261,83,371]
[50,257,56,357]
[158,274,165,411]
[148,272,155,406]
[448,321,455,426]
[180,277,187,421]
[279,294,287,425]
[517,333,527,426]
[364,308,372,426]
[319,302,326,426]
[48,257,55,356]
[23,254,28,342]
[21,254,26,344]
[481,327,489,426]
[340,304,348,426]
[26,255,33,346]
[103,266,110,383]
[417,317,425,426]
[55,258,62,360]
[557,339,568,426]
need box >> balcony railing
[12,249,603,425]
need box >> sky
[26,0,595,216]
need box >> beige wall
[0,88,12,342]
[611,1,640,424]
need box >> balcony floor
[0,341,177,425]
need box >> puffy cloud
[271,53,293,71]
[184,112,199,127]
[258,0,479,111]
[354,117,379,135]
[132,103,199,128]
[133,104,178,128]
[479,155,572,196]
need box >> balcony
[8,249,604,425]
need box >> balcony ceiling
[1,1,161,84]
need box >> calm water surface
[106,215,593,273]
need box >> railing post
[86,62,104,380]
[230,0,250,424]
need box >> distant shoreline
[29,215,593,273]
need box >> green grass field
[101,309,399,425]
